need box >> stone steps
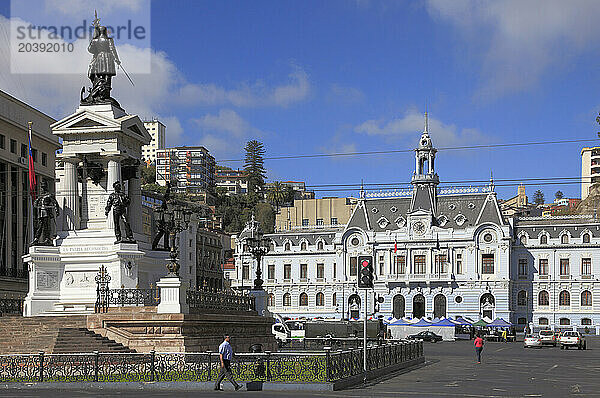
[0,316,134,354]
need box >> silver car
[524,335,542,348]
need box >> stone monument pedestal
[157,276,189,314]
[22,246,61,316]
[248,289,269,317]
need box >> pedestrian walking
[214,335,242,391]
[474,334,484,363]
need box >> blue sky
[2,0,600,201]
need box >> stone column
[128,167,142,235]
[63,158,80,231]
[106,157,121,230]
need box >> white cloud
[192,109,262,138]
[328,84,365,105]
[176,67,310,108]
[354,108,491,147]
[160,115,183,146]
[426,0,600,98]
[190,109,265,158]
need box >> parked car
[539,330,557,346]
[560,331,586,350]
[406,331,443,343]
[524,335,542,348]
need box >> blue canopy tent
[412,318,432,327]
[430,318,457,327]
[389,318,410,326]
[488,318,513,328]
[450,317,473,326]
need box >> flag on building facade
[394,239,397,253]
[28,121,36,198]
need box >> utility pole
[363,287,368,384]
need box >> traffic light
[358,255,374,288]
[374,295,384,313]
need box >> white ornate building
[232,118,600,332]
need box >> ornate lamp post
[242,215,270,290]
[165,204,192,276]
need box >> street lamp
[165,204,193,277]
[241,215,270,290]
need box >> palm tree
[267,181,287,210]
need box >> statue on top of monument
[105,181,135,244]
[80,11,133,108]
[152,181,175,251]
[31,180,60,247]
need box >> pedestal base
[157,276,189,314]
[248,289,269,317]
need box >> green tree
[555,190,564,200]
[244,140,266,194]
[140,164,156,185]
[255,202,275,234]
[266,181,287,209]
[533,190,545,205]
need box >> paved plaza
[3,337,600,397]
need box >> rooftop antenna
[360,179,365,199]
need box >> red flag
[394,240,397,253]
[27,122,36,199]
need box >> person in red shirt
[474,334,484,363]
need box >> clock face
[413,221,426,235]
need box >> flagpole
[27,122,34,249]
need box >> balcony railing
[186,290,255,313]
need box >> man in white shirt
[214,335,241,391]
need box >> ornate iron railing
[0,295,25,315]
[0,341,422,384]
[107,288,160,307]
[186,290,255,313]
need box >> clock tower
[408,111,439,237]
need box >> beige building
[142,119,166,165]
[275,197,357,231]
[0,90,60,295]
[499,184,528,217]
[581,147,600,200]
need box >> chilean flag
[394,240,397,253]
[27,122,36,198]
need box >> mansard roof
[266,228,339,245]
[514,216,600,239]
[347,191,504,233]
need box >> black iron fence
[107,288,161,307]
[186,290,256,313]
[0,295,25,316]
[282,337,384,351]
[0,341,422,384]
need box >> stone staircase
[52,328,136,353]
[0,316,134,354]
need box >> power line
[218,138,600,163]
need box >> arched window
[267,293,275,307]
[559,318,570,325]
[270,241,276,251]
[317,241,324,251]
[434,294,447,318]
[393,295,405,319]
[284,242,291,251]
[283,293,291,307]
[300,241,307,251]
[582,318,592,325]
[332,293,337,307]
[540,234,548,245]
[413,294,425,319]
[517,290,527,306]
[520,235,527,245]
[538,317,549,325]
[561,234,569,244]
[316,292,324,306]
[538,290,549,306]
[583,233,591,243]
[299,292,308,306]
[559,290,570,306]
[581,290,592,307]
